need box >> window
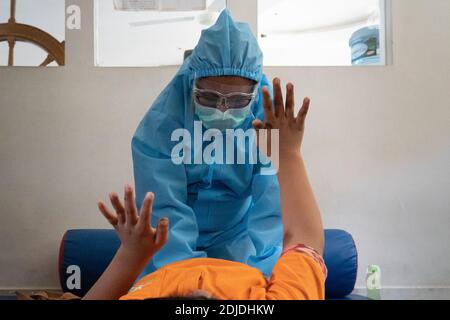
[257,0,391,66]
[0,0,65,67]
[94,0,391,67]
[94,0,227,67]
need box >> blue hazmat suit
[132,9,283,278]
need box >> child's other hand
[97,184,169,261]
[253,78,310,158]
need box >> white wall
[0,0,449,290]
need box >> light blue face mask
[194,102,253,131]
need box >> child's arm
[253,78,324,255]
[83,185,169,300]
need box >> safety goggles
[193,82,259,109]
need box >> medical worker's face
[196,76,256,112]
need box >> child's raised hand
[97,184,169,260]
[253,78,310,157]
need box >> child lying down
[83,82,326,300]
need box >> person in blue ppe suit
[132,9,283,278]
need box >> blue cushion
[59,229,358,299]
[323,230,358,298]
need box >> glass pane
[95,0,227,67]
[0,0,65,67]
[258,0,386,66]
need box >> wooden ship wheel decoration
[0,0,65,66]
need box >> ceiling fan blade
[114,0,158,11]
[115,0,209,11]
[129,16,195,27]
[127,0,225,28]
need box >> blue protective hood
[132,9,282,279]
[188,9,264,81]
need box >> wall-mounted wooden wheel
[0,0,65,66]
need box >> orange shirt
[120,248,326,300]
